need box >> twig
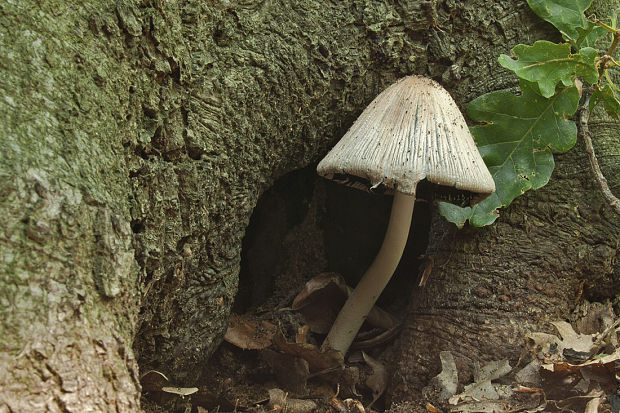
[578,91,620,215]
[594,18,618,56]
[306,366,343,380]
[350,322,403,350]
[591,317,620,353]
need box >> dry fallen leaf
[330,397,349,413]
[433,351,458,400]
[418,255,434,287]
[551,320,595,354]
[141,370,238,410]
[326,366,363,399]
[343,398,366,413]
[542,347,619,371]
[269,330,365,397]
[267,388,317,412]
[292,272,396,334]
[296,325,310,344]
[161,386,198,396]
[430,317,618,413]
[362,352,388,406]
[545,390,605,412]
[529,321,596,364]
[514,359,541,386]
[472,359,512,383]
[261,348,310,395]
[223,313,277,350]
[449,400,508,413]
[191,386,238,412]
[425,402,442,413]
[292,272,349,334]
[530,321,619,412]
[541,347,619,398]
[584,396,601,413]
[448,360,512,406]
[140,370,170,392]
[350,323,403,351]
[272,330,344,372]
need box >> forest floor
[140,270,619,413]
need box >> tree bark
[129,0,438,384]
[0,0,147,409]
[1,0,436,407]
[1,0,617,410]
[390,140,620,403]
[389,0,620,404]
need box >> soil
[141,296,619,412]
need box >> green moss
[0,0,140,378]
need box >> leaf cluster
[439,0,619,228]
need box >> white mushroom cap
[317,75,495,197]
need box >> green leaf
[590,84,620,119]
[438,82,580,227]
[498,41,598,98]
[436,202,473,229]
[526,0,607,46]
[575,21,608,47]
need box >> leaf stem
[604,70,619,92]
[578,90,620,215]
[591,18,619,55]
[592,18,617,34]
[610,32,619,56]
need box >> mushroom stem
[322,189,416,355]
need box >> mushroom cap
[317,75,495,197]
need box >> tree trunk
[1,0,436,408]
[390,143,620,403]
[1,0,617,411]
[389,0,620,403]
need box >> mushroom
[317,75,495,355]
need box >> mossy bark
[0,0,434,407]
[0,0,617,410]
